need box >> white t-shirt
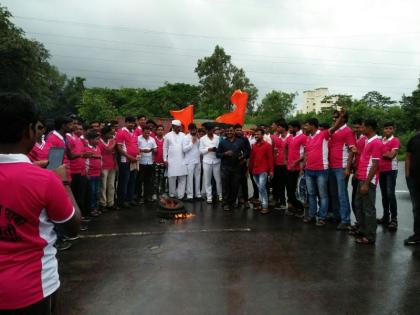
[138,136,157,165]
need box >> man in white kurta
[183,123,201,200]
[199,124,222,203]
[163,120,187,199]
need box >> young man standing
[350,119,366,215]
[183,123,202,201]
[404,130,420,245]
[153,125,166,198]
[303,112,345,226]
[354,119,383,245]
[217,125,249,211]
[234,124,251,207]
[328,111,356,230]
[134,114,147,137]
[138,126,157,203]
[0,94,80,313]
[199,124,222,204]
[115,116,139,208]
[98,125,117,210]
[163,120,187,199]
[285,120,307,215]
[249,128,274,214]
[378,121,400,230]
[273,120,292,211]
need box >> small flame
[174,213,195,220]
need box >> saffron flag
[215,90,248,125]
[170,105,194,131]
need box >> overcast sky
[4,0,420,109]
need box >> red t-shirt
[153,136,164,164]
[329,124,356,169]
[85,145,102,177]
[28,140,50,162]
[249,141,274,175]
[353,134,367,171]
[287,131,307,171]
[357,135,383,185]
[98,138,116,170]
[379,136,400,172]
[0,154,74,309]
[305,129,330,171]
[133,126,143,138]
[273,133,292,166]
[115,127,139,163]
[66,133,86,175]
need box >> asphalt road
[58,163,420,315]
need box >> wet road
[59,165,420,315]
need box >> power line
[13,15,420,55]
[27,31,420,69]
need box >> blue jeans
[117,162,136,204]
[253,173,268,208]
[305,170,329,220]
[329,168,351,224]
[89,176,101,210]
[379,170,398,221]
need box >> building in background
[299,88,338,114]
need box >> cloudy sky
[4,0,420,109]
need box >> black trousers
[273,165,287,205]
[407,176,420,235]
[71,173,88,217]
[221,166,241,206]
[351,175,358,218]
[0,292,57,315]
[138,164,155,199]
[238,163,249,201]
[286,170,303,209]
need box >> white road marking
[396,190,409,193]
[79,228,253,239]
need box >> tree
[401,79,420,131]
[195,45,258,117]
[362,91,395,109]
[77,90,118,122]
[250,90,296,124]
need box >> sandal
[260,208,270,214]
[355,236,375,245]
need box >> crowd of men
[1,93,420,313]
[25,105,420,248]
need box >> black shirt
[216,136,250,169]
[407,132,420,177]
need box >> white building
[300,88,338,114]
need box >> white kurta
[163,131,188,177]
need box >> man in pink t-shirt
[303,111,347,226]
[328,111,356,229]
[354,118,383,244]
[153,125,166,197]
[285,120,307,215]
[272,120,291,210]
[98,125,117,209]
[0,94,80,313]
[378,121,401,230]
[115,116,139,208]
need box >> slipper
[355,236,375,245]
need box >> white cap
[172,120,182,126]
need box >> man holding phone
[0,93,81,314]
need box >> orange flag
[215,90,248,125]
[170,105,194,131]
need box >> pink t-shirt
[305,129,330,171]
[274,133,292,166]
[0,154,74,309]
[379,136,400,172]
[287,131,307,171]
[28,140,50,162]
[66,133,86,175]
[329,124,356,169]
[153,136,164,163]
[357,135,383,185]
[133,126,143,138]
[85,145,102,177]
[353,134,367,171]
[115,127,139,163]
[98,138,116,170]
